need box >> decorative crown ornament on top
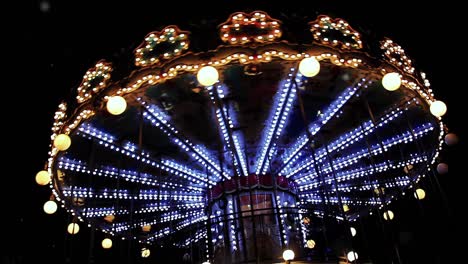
[134,26,190,67]
[76,60,112,103]
[309,15,363,49]
[219,11,282,44]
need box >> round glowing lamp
[383,210,394,221]
[382,72,401,91]
[43,200,57,214]
[141,248,151,258]
[347,251,359,262]
[54,134,71,151]
[282,249,295,261]
[197,66,219,86]
[299,57,320,77]
[350,227,357,237]
[67,223,80,235]
[106,96,127,115]
[102,238,112,249]
[306,239,316,249]
[36,170,50,186]
[414,188,426,200]
[430,100,447,117]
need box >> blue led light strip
[112,210,205,232]
[294,123,433,184]
[299,194,381,206]
[254,69,303,175]
[58,157,204,193]
[62,186,204,202]
[145,215,207,242]
[208,84,248,176]
[76,123,214,186]
[298,154,428,191]
[176,228,206,247]
[280,105,408,177]
[279,78,371,173]
[300,176,411,195]
[83,207,128,217]
[138,98,229,180]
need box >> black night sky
[4,1,464,263]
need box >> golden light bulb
[430,100,447,117]
[36,170,50,186]
[282,249,295,261]
[67,223,80,235]
[299,57,320,77]
[102,238,113,249]
[382,72,401,91]
[383,210,394,221]
[106,96,127,115]
[414,188,426,200]
[347,251,359,262]
[141,248,151,258]
[54,134,71,151]
[197,66,219,86]
[343,204,350,212]
[43,200,57,214]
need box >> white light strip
[138,98,228,180]
[208,84,249,176]
[255,69,302,175]
[280,79,370,173]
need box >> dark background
[4,1,464,263]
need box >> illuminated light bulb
[106,96,127,115]
[191,87,202,93]
[43,200,57,214]
[102,238,112,249]
[67,223,80,235]
[414,188,426,200]
[298,57,320,77]
[282,249,295,261]
[350,227,357,237]
[374,187,385,195]
[303,216,311,225]
[141,248,151,258]
[54,134,71,151]
[382,72,401,91]
[343,204,350,212]
[36,170,50,186]
[202,262,210,264]
[430,100,447,117]
[142,225,151,232]
[444,133,458,146]
[403,164,413,174]
[104,215,115,223]
[306,239,316,249]
[197,66,219,86]
[436,163,448,174]
[383,210,394,221]
[347,251,359,262]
